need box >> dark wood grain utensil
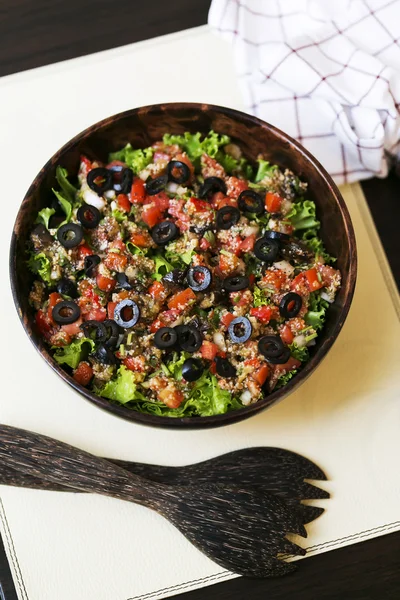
[0,424,309,577]
[0,447,328,524]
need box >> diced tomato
[248,274,255,286]
[152,191,170,212]
[109,239,127,252]
[253,363,269,386]
[304,268,324,291]
[78,244,93,259]
[130,178,146,204]
[275,356,301,374]
[280,324,294,345]
[211,192,237,210]
[265,192,283,213]
[62,318,82,336]
[219,252,240,274]
[117,194,131,213]
[150,318,164,333]
[209,361,217,375]
[107,302,117,319]
[223,235,242,256]
[123,356,146,372]
[104,252,128,272]
[190,198,212,212]
[35,309,53,337]
[96,273,116,292]
[317,264,339,287]
[158,387,184,409]
[73,361,93,386]
[130,230,152,247]
[226,177,248,199]
[85,307,107,322]
[250,305,273,324]
[148,281,166,300]
[47,292,62,323]
[167,288,196,310]
[200,341,219,361]
[80,156,92,172]
[199,237,211,251]
[220,312,235,328]
[290,272,309,297]
[262,269,286,291]
[240,234,256,252]
[142,204,163,228]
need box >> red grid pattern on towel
[209,0,400,184]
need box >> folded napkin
[209,0,400,184]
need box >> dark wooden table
[1,2,399,599]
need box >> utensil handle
[0,424,159,507]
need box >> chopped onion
[224,143,242,160]
[83,188,106,210]
[213,332,226,352]
[139,169,150,181]
[321,291,334,303]
[294,334,307,348]
[242,224,260,237]
[166,182,179,193]
[104,190,116,200]
[273,260,295,276]
[240,390,252,406]
[281,199,293,214]
[307,339,316,347]
[110,200,117,212]
[176,185,188,195]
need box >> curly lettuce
[53,338,95,370]
[152,253,174,281]
[163,130,229,162]
[108,144,154,174]
[253,286,270,307]
[254,159,278,183]
[305,291,329,331]
[287,200,320,231]
[52,189,72,225]
[275,370,298,389]
[36,207,55,230]
[27,252,52,284]
[55,166,77,203]
[98,366,146,404]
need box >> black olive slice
[198,177,227,199]
[92,344,117,365]
[162,268,187,287]
[52,301,81,325]
[109,166,133,194]
[228,317,252,344]
[238,190,264,215]
[182,358,204,382]
[264,230,290,242]
[84,254,100,277]
[279,292,303,318]
[56,278,78,298]
[87,168,113,195]
[77,203,101,229]
[176,325,203,353]
[167,160,190,184]
[187,266,212,292]
[146,174,168,195]
[151,221,178,245]
[115,272,133,290]
[223,275,249,292]
[57,223,84,249]
[154,327,178,350]
[216,206,241,230]
[258,336,291,364]
[113,299,140,329]
[279,239,313,263]
[103,319,120,348]
[215,356,236,378]
[80,320,108,343]
[254,237,279,262]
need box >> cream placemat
[0,26,399,600]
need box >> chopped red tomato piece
[158,387,184,409]
[199,237,211,251]
[150,318,164,333]
[142,204,163,228]
[280,324,294,345]
[85,307,107,322]
[167,288,196,310]
[78,244,93,259]
[250,305,273,324]
[36,309,53,337]
[130,230,152,247]
[96,273,116,292]
[79,156,92,172]
[104,252,127,272]
[190,198,212,212]
[265,192,283,213]
[220,312,235,328]
[152,192,170,211]
[304,268,324,291]
[123,356,146,372]
[253,363,269,386]
[240,234,256,252]
[148,281,166,300]
[47,292,62,323]
[226,177,248,199]
[130,178,146,204]
[275,356,301,374]
[73,361,93,386]
[107,302,117,319]
[117,194,131,213]
[262,269,286,291]
[219,252,240,274]
[200,341,219,361]
[62,318,82,336]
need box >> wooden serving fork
[0,424,310,577]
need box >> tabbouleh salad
[27,131,341,417]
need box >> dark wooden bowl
[9,103,357,429]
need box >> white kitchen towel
[0,26,399,600]
[209,0,400,184]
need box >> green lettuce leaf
[164,245,194,268]
[254,159,278,182]
[301,228,336,264]
[109,144,154,173]
[55,166,77,203]
[162,130,230,163]
[27,252,52,284]
[126,241,147,256]
[305,291,329,331]
[111,208,128,223]
[253,286,270,307]
[275,369,298,389]
[166,352,190,380]
[287,200,320,231]
[289,342,309,363]
[52,189,72,225]
[53,338,95,370]
[98,365,146,404]
[186,372,242,416]
[152,253,174,281]
[36,207,55,230]
[214,152,254,179]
